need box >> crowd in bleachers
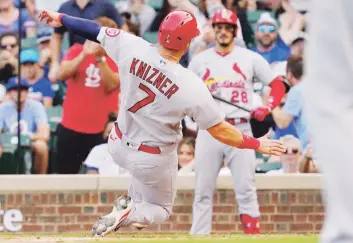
[0,0,318,175]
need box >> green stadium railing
[142,31,158,44]
[0,133,31,174]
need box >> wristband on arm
[238,134,260,150]
[266,76,286,110]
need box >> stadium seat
[146,0,163,10]
[21,37,37,50]
[46,106,63,174]
[0,133,31,174]
[255,161,282,173]
[47,106,63,133]
[143,31,158,44]
[51,82,67,106]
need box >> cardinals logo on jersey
[202,63,247,86]
[221,9,233,21]
[233,63,247,80]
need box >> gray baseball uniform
[304,1,353,243]
[188,46,277,234]
[97,27,225,225]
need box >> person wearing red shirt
[55,17,120,174]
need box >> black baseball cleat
[92,195,133,237]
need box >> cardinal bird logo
[202,68,211,81]
[233,63,247,80]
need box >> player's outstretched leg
[91,195,133,237]
[225,126,260,234]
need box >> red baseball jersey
[61,43,119,134]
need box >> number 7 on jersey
[128,83,156,113]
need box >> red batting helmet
[158,10,200,51]
[212,9,238,26]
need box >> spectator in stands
[36,27,53,78]
[20,49,54,108]
[271,55,308,148]
[84,113,127,175]
[267,135,301,174]
[177,137,195,175]
[0,84,6,103]
[148,0,172,32]
[0,0,36,37]
[252,13,290,64]
[49,0,126,82]
[275,0,306,46]
[299,143,319,173]
[0,78,49,173]
[125,19,140,36]
[246,0,273,12]
[115,0,156,37]
[290,32,305,57]
[15,0,35,19]
[55,17,120,174]
[0,32,18,83]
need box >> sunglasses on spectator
[257,25,276,33]
[1,44,17,49]
[284,148,300,154]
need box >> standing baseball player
[189,9,287,235]
[304,0,353,242]
[38,9,285,237]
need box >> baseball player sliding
[189,9,287,235]
[38,10,285,237]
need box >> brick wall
[0,189,324,233]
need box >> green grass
[0,233,319,243]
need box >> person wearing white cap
[251,12,290,64]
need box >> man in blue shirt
[20,49,54,108]
[271,55,309,148]
[49,0,127,82]
[0,78,50,174]
[251,13,290,64]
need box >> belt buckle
[121,135,140,150]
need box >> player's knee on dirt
[134,203,171,225]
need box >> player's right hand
[256,131,285,156]
[38,10,63,28]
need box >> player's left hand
[251,106,271,121]
[256,131,286,156]
[38,10,63,28]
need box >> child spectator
[20,49,54,108]
[0,78,49,174]
[177,137,196,175]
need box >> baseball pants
[108,125,178,226]
[304,1,353,242]
[190,123,259,235]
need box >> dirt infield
[0,234,319,243]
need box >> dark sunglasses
[284,148,299,154]
[1,44,17,49]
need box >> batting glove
[251,106,271,121]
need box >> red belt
[226,118,248,126]
[114,123,161,155]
